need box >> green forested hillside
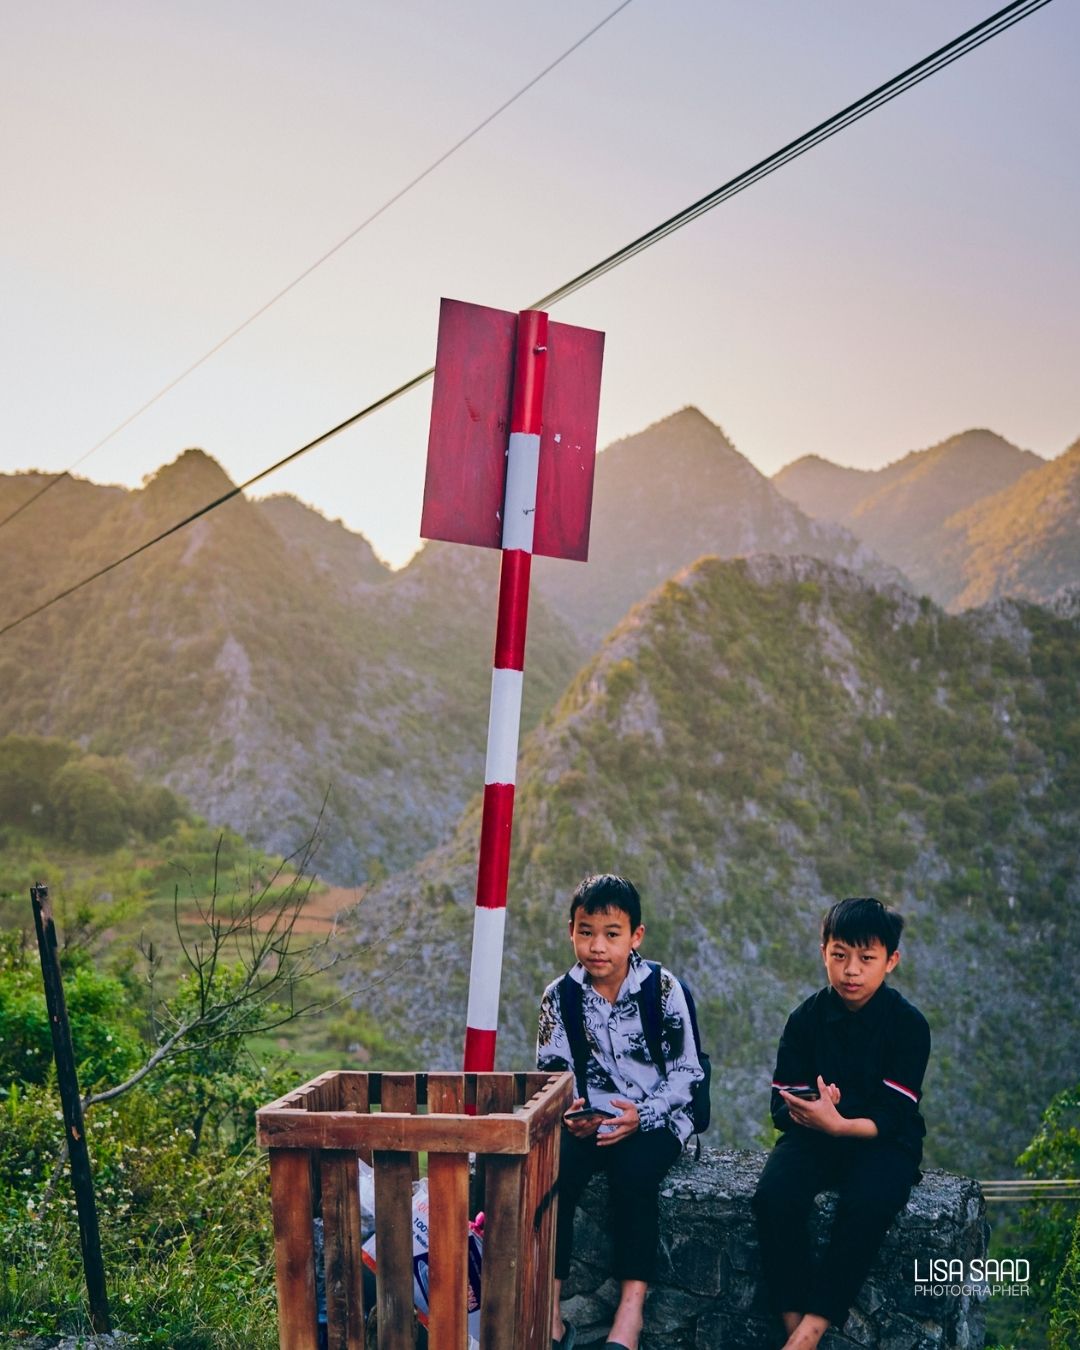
[257,492,392,592]
[0,452,583,883]
[938,439,1080,610]
[340,555,1080,1175]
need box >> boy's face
[569,905,644,985]
[821,936,899,1011]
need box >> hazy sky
[3,1,1077,566]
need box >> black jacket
[768,983,931,1161]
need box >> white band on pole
[484,667,524,785]
[501,431,541,552]
[465,906,507,1029]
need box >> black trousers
[751,1129,918,1329]
[554,1126,682,1282]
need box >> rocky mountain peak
[144,447,236,499]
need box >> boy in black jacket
[752,897,931,1350]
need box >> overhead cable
[531,0,1052,308]
[0,0,1054,641]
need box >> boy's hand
[595,1098,639,1146]
[779,1076,845,1135]
[563,1098,604,1139]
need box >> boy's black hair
[568,874,642,931]
[821,896,904,956]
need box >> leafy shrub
[0,932,143,1090]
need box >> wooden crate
[257,1070,574,1350]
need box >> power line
[531,0,1053,309]
[0,0,1054,642]
[0,370,436,638]
[0,0,635,535]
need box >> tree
[81,825,342,1120]
[0,734,74,833]
[50,759,126,850]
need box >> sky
[3,0,1077,567]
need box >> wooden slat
[380,1075,420,1183]
[339,1073,373,1167]
[478,1155,523,1350]
[522,1073,575,1149]
[471,1074,518,1216]
[259,1109,529,1154]
[427,1076,469,1350]
[426,1074,465,1114]
[474,1074,517,1116]
[380,1074,419,1113]
[269,1149,319,1350]
[372,1151,415,1350]
[519,1131,542,1350]
[523,1072,550,1101]
[260,1070,357,1114]
[321,1151,365,1350]
[534,1114,561,1349]
[518,1110,561,1350]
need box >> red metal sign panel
[535,316,604,562]
[421,299,516,551]
[420,297,604,561]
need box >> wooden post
[30,883,111,1334]
[269,1150,319,1350]
[426,1075,469,1350]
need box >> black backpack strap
[640,960,712,1139]
[679,978,703,1057]
[557,973,591,1101]
[636,960,668,1075]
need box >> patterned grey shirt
[536,951,704,1144]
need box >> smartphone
[784,1087,820,1101]
[564,1106,618,1121]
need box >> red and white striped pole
[462,309,548,1071]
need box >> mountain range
[2,410,1078,883]
[773,428,1080,610]
[0,408,903,879]
[533,408,901,643]
[0,455,580,881]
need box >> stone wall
[562,1148,988,1349]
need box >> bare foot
[608,1307,644,1348]
[608,1278,646,1349]
[552,1277,565,1342]
[781,1313,829,1350]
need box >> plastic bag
[361,1178,484,1337]
[357,1158,376,1241]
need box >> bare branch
[77,799,404,1116]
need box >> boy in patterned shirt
[537,874,703,1350]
